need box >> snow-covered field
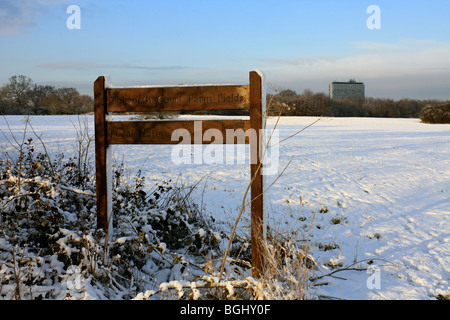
[1,115,449,300]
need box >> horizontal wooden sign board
[95,71,266,278]
[107,119,252,145]
[106,85,250,112]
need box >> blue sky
[1,0,449,99]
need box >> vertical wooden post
[94,76,110,234]
[249,71,265,277]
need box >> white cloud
[36,60,189,71]
[0,0,70,35]
[257,39,450,99]
[351,41,403,52]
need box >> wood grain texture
[106,85,249,112]
[107,119,252,145]
[94,72,266,278]
[94,76,109,232]
[249,71,264,278]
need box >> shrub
[0,122,221,299]
[420,103,450,124]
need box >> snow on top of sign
[105,82,243,89]
[102,70,265,89]
[103,74,112,88]
[254,69,265,79]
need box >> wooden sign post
[94,71,266,277]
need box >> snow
[1,115,449,300]
[105,82,243,89]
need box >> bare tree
[1,75,33,113]
[43,88,93,114]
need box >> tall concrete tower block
[329,79,365,100]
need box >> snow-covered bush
[0,132,224,299]
[0,119,321,300]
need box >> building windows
[329,79,365,100]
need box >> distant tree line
[0,75,93,115]
[2,76,448,122]
[267,88,448,119]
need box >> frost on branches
[0,136,231,300]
